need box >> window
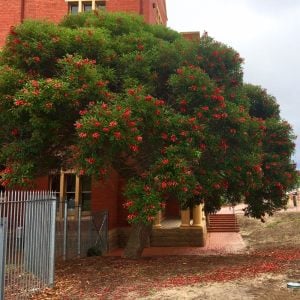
[96,1,106,10]
[81,176,91,211]
[65,174,76,209]
[49,174,60,212]
[83,2,92,12]
[66,1,106,14]
[49,171,92,215]
[69,3,79,14]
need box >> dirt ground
[31,211,300,300]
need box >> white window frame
[65,0,107,13]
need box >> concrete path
[107,206,249,257]
[107,231,246,257]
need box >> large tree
[0,11,297,258]
[243,84,296,219]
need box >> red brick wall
[142,0,167,25]
[0,0,22,47]
[24,0,68,23]
[91,169,120,230]
[33,176,49,189]
[0,0,68,47]
[107,0,141,14]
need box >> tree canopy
[0,11,297,227]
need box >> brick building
[1,1,206,251]
[0,0,167,47]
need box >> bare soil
[31,211,300,299]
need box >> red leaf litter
[30,248,300,299]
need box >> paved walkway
[108,208,246,257]
[107,205,299,257]
[107,231,246,257]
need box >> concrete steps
[207,214,239,232]
[150,227,206,247]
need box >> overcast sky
[166,0,300,168]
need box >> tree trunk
[123,222,152,259]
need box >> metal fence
[0,191,56,300]
[55,203,108,260]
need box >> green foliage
[243,84,297,218]
[244,84,280,119]
[0,11,296,222]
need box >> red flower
[144,185,151,192]
[161,133,168,140]
[180,99,187,105]
[135,136,143,142]
[102,127,109,133]
[137,44,144,51]
[160,202,166,209]
[161,181,167,189]
[162,159,169,165]
[114,131,122,139]
[14,99,27,106]
[33,56,40,63]
[130,144,139,152]
[145,95,153,101]
[86,157,95,164]
[127,89,135,95]
[11,128,19,136]
[93,121,101,127]
[170,134,177,142]
[109,121,118,127]
[123,109,131,119]
[123,201,133,208]
[155,99,165,106]
[45,102,53,109]
[127,214,136,221]
[147,216,154,222]
[213,183,221,189]
[79,132,87,138]
[79,110,88,116]
[92,132,100,139]
[96,80,106,87]
[31,80,39,88]
[128,121,136,127]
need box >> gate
[55,203,108,260]
[0,191,56,299]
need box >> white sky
[166,0,300,168]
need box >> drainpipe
[139,0,144,15]
[20,0,25,23]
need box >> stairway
[207,214,239,232]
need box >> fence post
[0,218,7,300]
[77,205,81,258]
[63,201,68,261]
[49,195,56,286]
